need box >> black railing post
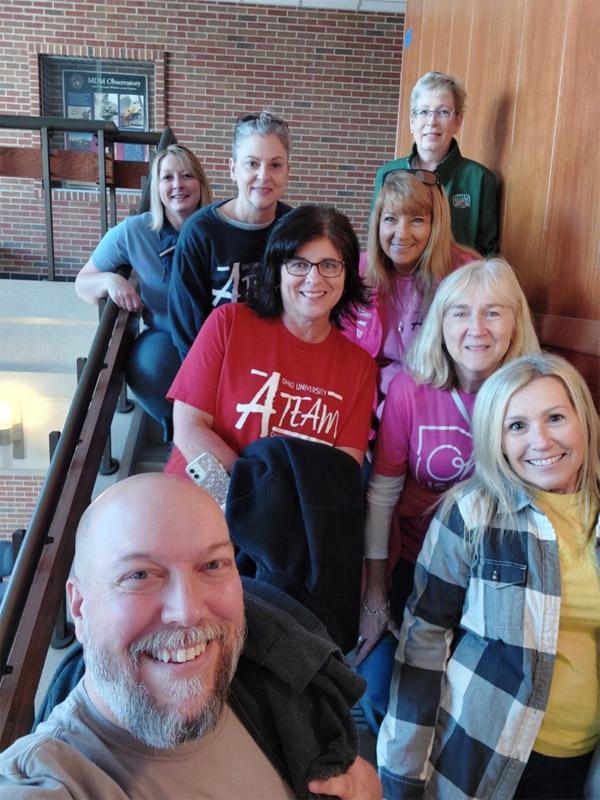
[75,356,85,382]
[117,382,133,414]
[47,431,74,649]
[99,433,118,476]
[40,126,55,280]
[108,135,117,230]
[97,128,107,236]
[80,348,118,476]
[48,430,61,457]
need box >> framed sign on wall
[63,69,148,161]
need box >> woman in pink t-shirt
[345,170,477,409]
[354,258,540,734]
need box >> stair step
[133,460,166,474]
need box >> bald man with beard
[0,474,380,799]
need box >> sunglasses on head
[236,112,288,128]
[383,168,440,187]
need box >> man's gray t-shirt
[0,681,295,799]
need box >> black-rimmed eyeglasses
[284,258,345,278]
[383,168,440,187]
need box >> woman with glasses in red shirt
[164,204,376,479]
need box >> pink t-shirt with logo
[373,369,476,565]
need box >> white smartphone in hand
[185,452,230,508]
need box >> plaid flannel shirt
[378,486,600,799]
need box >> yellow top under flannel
[534,490,600,757]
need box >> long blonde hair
[367,171,473,301]
[440,353,600,542]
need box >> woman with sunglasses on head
[379,352,600,799]
[372,71,499,256]
[354,258,540,735]
[345,169,477,412]
[75,144,212,440]
[164,204,376,478]
[168,112,292,359]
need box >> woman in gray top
[75,144,212,439]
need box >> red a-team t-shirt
[165,303,376,477]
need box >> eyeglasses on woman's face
[283,258,345,278]
[411,106,456,121]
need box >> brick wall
[0,474,44,539]
[0,1,403,278]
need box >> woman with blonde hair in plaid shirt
[378,352,600,799]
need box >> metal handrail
[0,115,175,277]
[0,114,167,144]
[0,283,128,678]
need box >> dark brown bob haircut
[249,204,371,328]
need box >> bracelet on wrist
[361,599,390,615]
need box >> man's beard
[82,621,246,749]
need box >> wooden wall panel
[397,0,600,379]
[460,3,524,176]
[542,0,600,319]
[444,1,473,82]
[501,0,569,308]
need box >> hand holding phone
[185,452,230,508]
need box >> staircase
[127,406,170,475]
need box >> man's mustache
[128,623,234,661]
